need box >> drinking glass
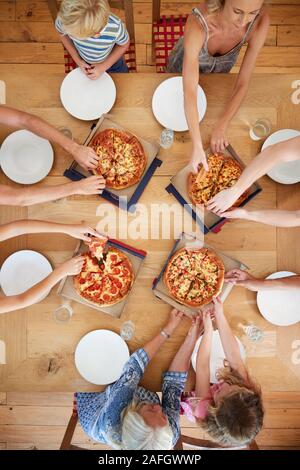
[249,118,271,141]
[120,320,135,341]
[53,300,73,323]
[160,128,174,149]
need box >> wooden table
[0,66,299,392]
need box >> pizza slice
[86,236,108,261]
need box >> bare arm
[0,256,83,314]
[225,269,300,292]
[224,208,300,227]
[182,16,208,172]
[169,315,202,373]
[213,298,247,379]
[195,311,213,398]
[0,105,99,170]
[211,12,270,153]
[0,176,105,207]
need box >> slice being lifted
[164,247,225,307]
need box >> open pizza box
[64,115,162,213]
[166,145,262,234]
[57,237,147,318]
[152,232,248,317]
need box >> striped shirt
[55,13,129,64]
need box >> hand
[74,175,106,195]
[221,208,248,219]
[87,63,107,80]
[64,223,105,242]
[205,186,241,215]
[202,309,214,333]
[210,124,229,153]
[71,144,99,171]
[190,144,209,173]
[225,269,260,291]
[58,255,85,276]
[212,296,224,318]
[187,314,202,342]
[79,60,92,75]
[165,309,184,334]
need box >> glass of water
[249,118,271,141]
[243,324,264,342]
[58,126,73,140]
[160,128,174,149]
[53,300,73,323]
[120,320,135,341]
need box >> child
[181,297,264,447]
[55,0,130,78]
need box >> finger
[82,234,92,242]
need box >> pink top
[180,382,224,423]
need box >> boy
[56,0,130,79]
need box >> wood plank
[0,1,15,21]
[0,406,72,425]
[0,21,58,42]
[0,43,64,64]
[0,393,7,405]
[278,26,300,47]
[6,392,73,407]
[237,46,300,67]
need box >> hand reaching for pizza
[187,314,202,342]
[165,308,184,334]
[221,208,249,220]
[225,269,260,291]
[212,296,224,318]
[210,125,229,154]
[71,144,99,171]
[64,224,104,243]
[205,186,241,215]
[86,63,107,80]
[59,255,85,276]
[201,309,214,334]
[74,175,106,195]
[190,144,209,173]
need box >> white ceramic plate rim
[75,329,130,385]
[257,271,300,326]
[0,130,54,184]
[152,76,207,132]
[0,250,53,296]
[60,68,117,121]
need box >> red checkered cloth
[63,42,137,74]
[153,15,188,73]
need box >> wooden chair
[174,434,259,451]
[47,0,136,73]
[152,0,188,73]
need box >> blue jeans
[107,56,128,73]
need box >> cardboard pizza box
[57,237,146,318]
[152,232,248,317]
[166,145,262,234]
[64,115,162,213]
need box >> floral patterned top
[77,348,187,448]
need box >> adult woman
[0,220,104,314]
[225,269,300,291]
[77,310,202,450]
[167,0,269,171]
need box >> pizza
[86,236,108,260]
[74,245,134,307]
[164,247,225,307]
[188,152,249,207]
[89,128,147,189]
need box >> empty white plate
[0,250,53,296]
[152,76,207,132]
[0,130,54,184]
[192,330,246,383]
[60,68,116,121]
[262,129,300,184]
[75,329,129,385]
[257,271,300,326]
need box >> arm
[225,268,300,291]
[223,208,300,228]
[206,136,300,214]
[0,105,99,170]
[0,176,105,206]
[87,42,130,80]
[195,311,213,398]
[0,220,103,243]
[182,16,208,172]
[213,297,247,379]
[0,256,83,314]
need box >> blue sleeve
[162,371,188,445]
[115,21,129,45]
[102,348,149,427]
[55,17,65,35]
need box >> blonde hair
[205,0,225,13]
[58,0,110,38]
[117,401,173,450]
[193,365,264,447]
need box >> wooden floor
[0,391,300,450]
[0,1,299,73]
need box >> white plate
[0,250,53,296]
[60,68,116,121]
[0,130,54,184]
[257,271,300,326]
[152,76,207,132]
[75,329,130,385]
[192,330,246,383]
[262,129,300,184]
